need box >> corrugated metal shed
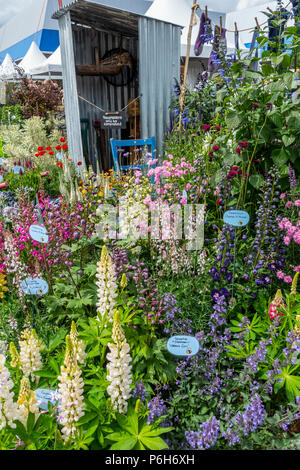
[54,0,181,170]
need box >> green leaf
[34,369,57,379]
[249,174,264,189]
[225,111,242,130]
[139,436,168,450]
[26,413,35,435]
[282,134,296,147]
[48,327,68,352]
[272,148,288,167]
[110,437,137,450]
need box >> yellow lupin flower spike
[17,377,32,406]
[121,273,128,290]
[10,342,20,369]
[295,315,300,338]
[291,272,299,296]
[64,335,76,369]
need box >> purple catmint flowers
[186,416,220,449]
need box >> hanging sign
[167,335,200,357]
[21,278,49,296]
[35,389,61,411]
[13,166,24,175]
[99,111,126,129]
[223,210,250,227]
[29,224,49,243]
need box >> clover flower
[0,354,19,430]
[106,311,132,414]
[58,335,85,441]
[96,246,118,324]
[19,329,43,382]
[17,377,39,427]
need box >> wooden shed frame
[53,0,181,169]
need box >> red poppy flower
[35,153,40,157]
[56,145,62,150]
[37,147,44,151]
[62,145,68,150]
[77,161,82,166]
[60,138,67,143]
[46,147,52,151]
[49,151,54,155]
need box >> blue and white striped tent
[0,0,154,64]
[0,0,60,63]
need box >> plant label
[223,210,250,227]
[29,224,49,243]
[13,166,24,175]
[0,158,2,165]
[182,190,188,200]
[0,175,3,183]
[167,335,200,357]
[56,152,62,160]
[21,278,49,296]
[34,389,60,411]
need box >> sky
[0,0,275,25]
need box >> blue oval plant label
[21,278,49,296]
[182,190,188,200]
[29,224,49,243]
[0,158,2,165]
[13,166,24,175]
[167,335,200,357]
[35,389,61,411]
[0,175,3,183]
[56,152,62,160]
[223,210,250,227]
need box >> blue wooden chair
[110,137,156,173]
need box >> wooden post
[255,17,260,30]
[178,0,199,132]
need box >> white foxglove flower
[19,329,43,382]
[17,377,39,427]
[106,311,132,414]
[96,246,118,324]
[58,336,85,441]
[0,355,19,430]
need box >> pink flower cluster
[147,156,196,185]
[278,216,300,245]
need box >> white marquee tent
[18,41,47,76]
[0,53,20,80]
[30,46,62,76]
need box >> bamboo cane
[178,0,199,132]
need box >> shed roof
[53,0,181,37]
